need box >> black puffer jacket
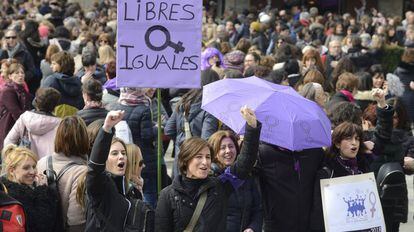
[76,107,108,126]
[85,128,131,232]
[225,177,262,232]
[255,144,325,232]
[1,177,59,232]
[155,123,261,232]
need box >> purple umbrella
[202,76,331,151]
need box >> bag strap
[45,156,82,183]
[183,112,192,140]
[183,191,207,232]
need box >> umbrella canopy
[202,76,331,151]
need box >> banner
[321,173,386,232]
[117,0,202,88]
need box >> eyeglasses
[100,40,109,44]
[5,36,17,40]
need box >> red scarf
[340,90,355,103]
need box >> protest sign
[117,0,202,88]
[321,173,386,232]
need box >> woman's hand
[131,175,144,192]
[240,106,257,128]
[103,110,125,132]
[372,88,386,108]
[404,157,414,171]
[35,173,47,186]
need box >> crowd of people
[0,0,413,231]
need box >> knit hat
[223,50,246,72]
[250,21,261,32]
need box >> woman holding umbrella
[208,130,263,232]
[156,106,261,232]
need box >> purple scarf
[218,167,245,189]
[337,156,361,175]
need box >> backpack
[45,156,83,232]
[125,198,155,232]
[376,162,408,223]
[0,183,26,232]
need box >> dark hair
[266,69,287,84]
[331,57,356,88]
[35,87,61,113]
[82,79,103,102]
[246,52,261,63]
[369,64,384,76]
[105,60,116,79]
[331,122,366,156]
[387,98,410,130]
[54,26,71,39]
[178,137,213,175]
[82,52,97,67]
[283,59,300,75]
[243,65,256,77]
[356,72,373,91]
[329,102,362,128]
[224,69,244,79]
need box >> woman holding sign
[310,88,406,231]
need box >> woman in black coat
[2,145,58,232]
[85,110,134,231]
[209,130,262,232]
[156,106,261,232]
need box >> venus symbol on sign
[144,25,185,54]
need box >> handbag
[18,127,31,148]
[183,191,207,232]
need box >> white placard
[321,172,386,232]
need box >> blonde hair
[125,143,142,182]
[2,144,38,179]
[98,45,116,65]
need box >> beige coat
[37,153,88,231]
